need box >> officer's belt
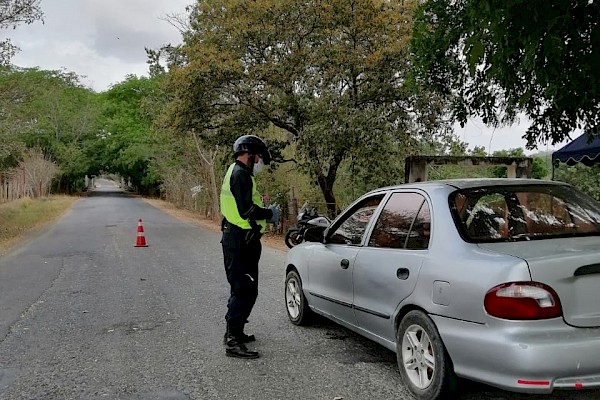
[222,220,260,234]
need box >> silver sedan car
[284,179,600,399]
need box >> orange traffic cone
[135,218,148,247]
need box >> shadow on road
[455,380,599,400]
[306,316,600,399]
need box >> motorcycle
[284,202,331,248]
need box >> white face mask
[253,157,265,175]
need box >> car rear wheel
[396,311,455,400]
[285,270,312,325]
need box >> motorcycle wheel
[284,229,303,248]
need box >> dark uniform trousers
[221,222,262,338]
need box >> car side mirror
[304,226,327,243]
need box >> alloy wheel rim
[286,277,302,319]
[401,324,435,389]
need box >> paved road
[0,185,598,400]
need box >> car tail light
[484,282,562,320]
[517,379,551,387]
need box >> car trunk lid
[479,236,600,328]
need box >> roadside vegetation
[0,0,597,232]
[0,196,78,254]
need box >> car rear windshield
[450,184,600,242]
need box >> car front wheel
[285,270,312,325]
[396,310,455,400]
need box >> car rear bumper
[431,315,600,393]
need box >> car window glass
[368,192,427,249]
[516,192,595,234]
[451,185,600,242]
[465,193,509,240]
[406,201,431,250]
[328,195,384,245]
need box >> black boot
[224,336,260,359]
[241,333,256,343]
[223,332,256,345]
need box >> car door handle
[397,268,409,280]
[340,259,350,269]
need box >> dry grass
[0,196,78,255]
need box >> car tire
[396,310,455,400]
[285,270,312,325]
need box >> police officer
[220,135,279,359]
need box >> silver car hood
[479,236,600,328]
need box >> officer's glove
[268,204,280,225]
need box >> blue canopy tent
[552,128,600,179]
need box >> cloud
[8,0,190,91]
[454,117,572,154]
[4,0,570,153]
[84,0,187,62]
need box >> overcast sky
[10,0,190,91]
[454,117,571,155]
[7,0,570,154]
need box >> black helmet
[233,135,271,165]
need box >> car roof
[366,179,569,195]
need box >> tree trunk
[192,131,220,221]
[314,161,342,218]
[316,173,338,218]
[209,162,220,221]
[309,145,345,218]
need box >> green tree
[161,0,450,216]
[555,164,600,200]
[0,67,99,192]
[95,75,165,194]
[1,0,44,65]
[0,66,27,169]
[470,146,488,157]
[412,0,600,148]
[531,157,549,179]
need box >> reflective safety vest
[220,163,267,233]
